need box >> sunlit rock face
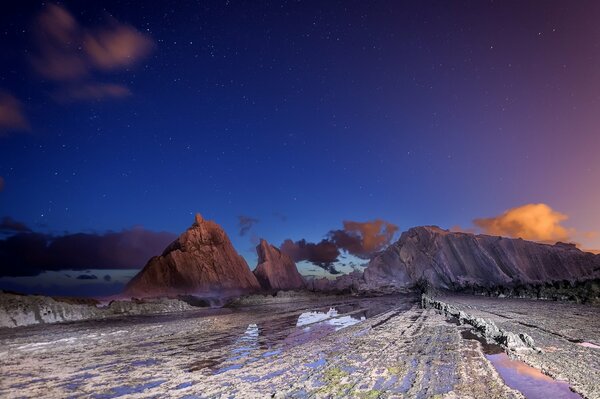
[364,226,600,290]
[253,239,305,291]
[125,214,260,298]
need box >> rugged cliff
[364,226,600,292]
[253,239,305,291]
[125,214,260,297]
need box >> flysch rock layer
[252,239,305,291]
[364,226,600,291]
[0,292,194,328]
[125,214,260,298]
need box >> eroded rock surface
[365,226,600,292]
[0,295,523,398]
[252,239,305,291]
[0,292,194,328]
[125,214,260,298]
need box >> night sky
[1,1,599,297]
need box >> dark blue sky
[1,1,599,296]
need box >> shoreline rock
[421,294,537,351]
[0,292,196,328]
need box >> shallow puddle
[460,329,582,399]
[486,353,581,399]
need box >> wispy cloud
[0,91,29,135]
[53,83,131,102]
[30,4,154,101]
[238,215,259,236]
[0,217,32,234]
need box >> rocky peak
[125,214,260,298]
[253,239,305,291]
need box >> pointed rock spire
[125,214,260,298]
[253,239,305,291]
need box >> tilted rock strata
[421,295,536,351]
[0,292,194,328]
[253,239,305,291]
[365,226,600,291]
[125,214,260,297]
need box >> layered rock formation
[364,226,600,291]
[0,291,195,328]
[252,239,305,291]
[125,214,260,297]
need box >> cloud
[329,219,398,259]
[0,217,32,234]
[103,274,112,282]
[473,203,573,243]
[54,83,131,102]
[238,215,259,236]
[83,23,155,71]
[279,218,398,273]
[0,92,30,134]
[0,227,176,277]
[280,239,341,274]
[76,274,98,280]
[30,4,154,101]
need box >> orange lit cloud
[84,24,154,71]
[330,219,399,257]
[30,4,87,81]
[31,4,154,101]
[0,92,29,134]
[474,203,572,243]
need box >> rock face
[253,239,305,291]
[364,226,600,291]
[125,214,260,297]
[0,292,194,328]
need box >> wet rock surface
[425,294,600,399]
[1,294,597,398]
[1,294,531,399]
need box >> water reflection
[187,296,408,374]
[486,353,581,399]
[296,308,365,331]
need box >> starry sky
[0,1,599,297]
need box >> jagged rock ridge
[125,214,260,297]
[364,226,600,291]
[253,239,305,291]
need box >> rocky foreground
[1,294,598,398]
[0,291,195,328]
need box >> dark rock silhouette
[125,214,260,297]
[253,239,305,291]
[364,226,600,291]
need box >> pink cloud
[0,92,30,134]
